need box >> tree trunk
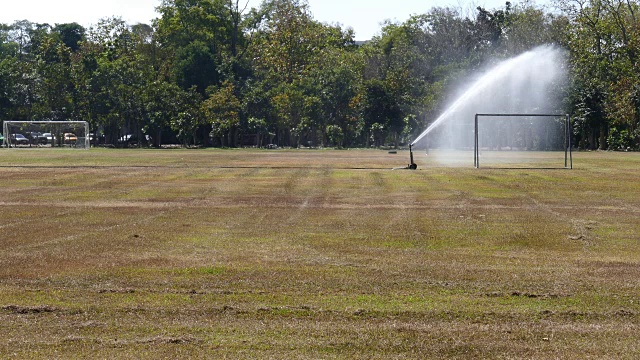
[599,125,608,150]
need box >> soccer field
[1,148,639,358]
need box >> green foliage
[325,124,343,147]
[561,0,640,150]
[203,80,241,146]
[1,0,640,149]
[52,23,85,52]
[500,3,568,54]
[174,40,220,93]
[361,79,400,147]
[144,81,191,146]
[0,56,19,119]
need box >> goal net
[474,114,572,169]
[3,121,90,149]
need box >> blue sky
[1,0,553,41]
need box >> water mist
[411,45,567,159]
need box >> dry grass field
[0,148,639,358]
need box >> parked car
[118,134,147,146]
[10,134,29,145]
[87,133,105,146]
[118,134,135,143]
[63,133,77,144]
[42,133,54,144]
[29,132,48,144]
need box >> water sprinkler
[408,144,417,170]
[392,144,418,170]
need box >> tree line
[0,0,638,150]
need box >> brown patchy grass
[1,148,639,358]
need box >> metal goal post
[3,121,90,149]
[473,113,572,169]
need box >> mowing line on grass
[0,201,637,213]
[0,165,397,170]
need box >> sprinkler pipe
[408,144,417,170]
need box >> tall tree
[203,80,240,146]
[155,0,239,93]
[53,23,85,52]
[560,0,640,149]
[249,0,355,146]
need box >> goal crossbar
[473,113,572,169]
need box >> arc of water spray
[410,46,556,146]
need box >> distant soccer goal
[474,114,572,169]
[3,121,89,149]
